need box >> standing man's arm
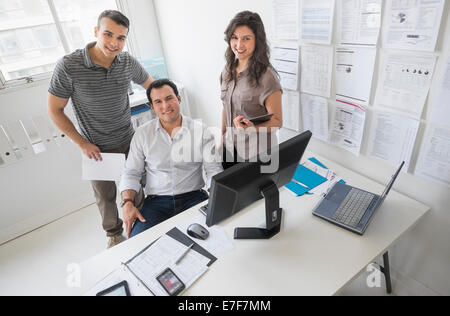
[140,75,154,91]
[48,93,102,161]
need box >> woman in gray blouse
[220,11,283,169]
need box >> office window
[0,0,120,87]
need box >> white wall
[153,0,450,295]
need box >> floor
[0,204,390,296]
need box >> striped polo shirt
[48,42,149,151]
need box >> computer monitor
[206,131,312,240]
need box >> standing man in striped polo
[48,10,153,248]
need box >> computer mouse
[187,223,209,240]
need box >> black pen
[175,243,195,265]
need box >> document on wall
[329,101,367,156]
[272,44,300,91]
[82,153,125,182]
[384,0,445,52]
[301,93,329,142]
[374,51,437,119]
[367,110,420,171]
[337,0,382,47]
[300,45,334,98]
[272,0,299,40]
[335,47,377,106]
[282,90,302,132]
[415,125,450,187]
[429,56,450,127]
[300,0,335,45]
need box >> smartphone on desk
[240,113,274,125]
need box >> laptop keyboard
[332,188,375,228]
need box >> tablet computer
[241,113,274,125]
[96,281,131,296]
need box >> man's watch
[120,199,134,208]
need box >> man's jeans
[130,190,209,238]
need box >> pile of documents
[85,224,233,296]
[285,157,344,197]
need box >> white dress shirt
[119,115,223,196]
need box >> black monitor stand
[234,181,282,240]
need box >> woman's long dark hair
[224,11,271,87]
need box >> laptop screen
[378,161,405,203]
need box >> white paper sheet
[272,0,299,40]
[127,234,209,296]
[82,153,125,182]
[367,110,420,171]
[300,0,335,45]
[374,51,437,119]
[301,160,342,196]
[301,93,329,141]
[384,0,445,52]
[337,0,382,47]
[282,90,302,132]
[300,45,334,98]
[273,44,299,91]
[335,46,377,106]
[329,101,367,156]
[429,56,450,127]
[415,125,450,187]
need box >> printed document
[273,44,299,91]
[429,56,450,127]
[301,93,329,142]
[329,101,367,156]
[384,0,445,52]
[272,0,299,40]
[367,110,420,171]
[415,125,450,187]
[337,0,382,47]
[82,153,125,182]
[127,234,209,296]
[335,47,377,106]
[282,90,302,132]
[300,45,334,98]
[300,0,335,45]
[374,51,437,119]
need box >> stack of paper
[86,229,215,296]
[285,157,344,196]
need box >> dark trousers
[130,190,209,238]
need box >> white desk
[72,154,429,296]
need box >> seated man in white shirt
[119,79,223,238]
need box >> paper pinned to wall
[429,55,450,127]
[367,110,420,171]
[272,0,299,40]
[383,0,445,52]
[282,90,301,132]
[300,0,335,45]
[301,93,329,142]
[300,45,333,98]
[337,0,382,47]
[374,51,437,119]
[272,44,299,91]
[335,46,377,106]
[415,125,450,187]
[329,101,367,156]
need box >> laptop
[312,162,404,235]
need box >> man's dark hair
[98,10,130,29]
[146,79,180,105]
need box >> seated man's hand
[123,203,146,238]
